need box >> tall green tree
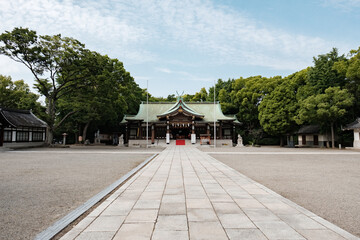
[334,47,360,117]
[58,54,142,141]
[209,79,237,114]
[231,75,282,132]
[307,48,346,94]
[259,69,308,145]
[0,27,93,144]
[295,87,354,148]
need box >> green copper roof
[157,97,204,118]
[123,100,237,123]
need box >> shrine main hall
[121,97,240,146]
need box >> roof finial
[176,91,185,100]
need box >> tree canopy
[0,27,142,144]
[0,75,45,118]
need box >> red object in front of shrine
[176,140,185,145]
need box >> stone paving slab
[61,146,359,240]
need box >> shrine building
[0,107,47,148]
[121,97,240,146]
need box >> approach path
[61,146,358,240]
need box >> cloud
[156,67,213,82]
[320,0,360,11]
[156,68,173,74]
[0,0,347,73]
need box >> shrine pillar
[151,124,155,144]
[219,121,223,139]
[166,121,170,144]
[138,122,142,139]
[191,120,196,144]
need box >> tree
[209,79,237,114]
[0,27,93,144]
[259,69,308,145]
[334,47,360,117]
[218,88,237,114]
[192,87,208,102]
[295,87,354,148]
[307,48,346,94]
[166,94,176,102]
[231,75,282,132]
[0,75,45,118]
[58,54,142,142]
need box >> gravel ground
[202,146,360,237]
[0,146,163,240]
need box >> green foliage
[0,75,46,118]
[0,27,91,143]
[0,27,143,144]
[57,54,143,140]
[295,87,353,125]
[182,94,194,102]
[259,69,308,136]
[295,86,354,148]
[307,48,346,94]
[192,87,208,102]
[231,75,282,131]
[148,94,177,102]
[334,47,360,117]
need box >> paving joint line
[184,146,231,239]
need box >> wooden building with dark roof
[297,125,334,148]
[0,107,47,148]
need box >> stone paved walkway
[61,146,358,240]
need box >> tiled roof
[0,108,47,128]
[157,98,204,118]
[343,118,360,130]
[297,125,320,134]
[122,99,238,123]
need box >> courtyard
[0,145,359,239]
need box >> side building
[120,97,240,147]
[343,118,360,149]
[0,108,47,148]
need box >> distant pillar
[139,123,142,139]
[125,124,129,144]
[354,129,360,148]
[151,125,155,144]
[219,121,222,139]
[191,120,196,144]
[12,130,16,142]
[166,121,170,144]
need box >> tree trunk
[45,127,53,145]
[82,121,91,143]
[331,122,335,149]
[75,132,79,144]
[45,97,56,145]
[280,136,284,147]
